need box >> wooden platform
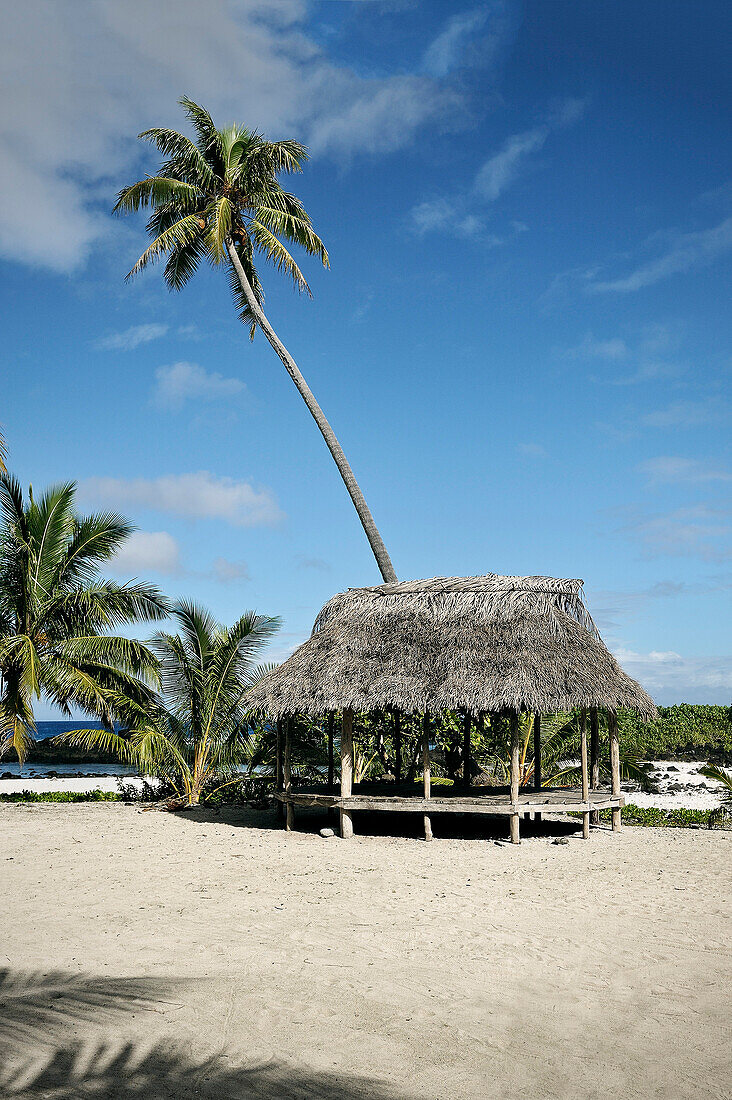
[275,784,623,816]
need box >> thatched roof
[248,574,656,720]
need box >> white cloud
[211,557,250,583]
[614,648,732,705]
[591,216,732,293]
[411,95,585,239]
[109,530,181,576]
[80,471,283,527]
[562,333,628,361]
[422,8,489,77]
[474,126,547,202]
[516,442,547,458]
[153,362,246,410]
[641,401,721,429]
[307,75,460,159]
[559,323,687,385]
[0,0,482,272]
[622,505,731,561]
[639,456,731,485]
[409,199,495,240]
[474,97,586,202]
[96,323,169,351]
[295,555,330,572]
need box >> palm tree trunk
[226,239,397,584]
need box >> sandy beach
[2,802,730,1099]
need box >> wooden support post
[275,717,284,820]
[589,706,600,825]
[340,708,354,839]
[394,709,402,786]
[580,709,589,839]
[608,710,621,831]
[533,712,542,824]
[423,711,432,841]
[327,710,335,791]
[509,711,521,844]
[462,711,471,789]
[284,717,294,832]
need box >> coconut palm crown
[115,96,397,584]
[0,475,168,763]
[59,601,281,806]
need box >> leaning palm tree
[59,601,280,806]
[115,97,397,583]
[0,475,167,764]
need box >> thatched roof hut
[248,573,655,720]
[252,574,655,842]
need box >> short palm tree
[0,475,167,763]
[59,601,280,806]
[115,97,397,583]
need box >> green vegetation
[56,601,279,807]
[115,97,396,583]
[0,789,121,803]
[618,705,732,761]
[0,476,168,764]
[594,804,715,828]
[2,741,125,765]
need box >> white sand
[0,774,149,794]
[629,760,726,810]
[1,757,726,809]
[1,802,730,1099]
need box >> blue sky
[2,0,730,713]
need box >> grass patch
[595,804,714,828]
[0,789,122,803]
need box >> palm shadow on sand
[0,969,415,1100]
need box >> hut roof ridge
[313,572,599,638]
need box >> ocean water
[2,722,138,778]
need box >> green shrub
[596,803,713,828]
[618,705,732,761]
[0,789,122,803]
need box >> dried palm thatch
[248,574,655,720]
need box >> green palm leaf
[0,477,167,764]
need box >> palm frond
[700,764,732,807]
[136,127,216,189]
[207,196,232,262]
[260,139,309,175]
[255,204,329,266]
[250,222,310,294]
[163,237,207,290]
[114,177,202,214]
[178,97,225,171]
[126,214,204,281]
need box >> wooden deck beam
[275,788,623,815]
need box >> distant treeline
[3,742,123,765]
[618,704,732,761]
[2,704,731,768]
